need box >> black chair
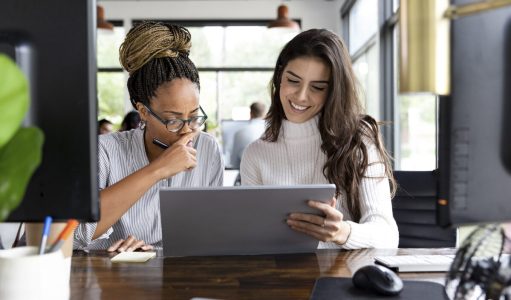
[393,170,456,248]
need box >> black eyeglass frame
[143,104,208,133]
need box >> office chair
[393,170,457,248]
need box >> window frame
[341,0,439,170]
[97,20,128,126]
[97,19,124,74]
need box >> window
[348,0,378,55]
[97,23,127,128]
[342,0,438,170]
[185,24,296,128]
[353,45,379,119]
[343,0,380,120]
[391,2,437,170]
[99,21,297,137]
[391,1,438,170]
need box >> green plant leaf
[0,127,44,221]
[0,54,29,149]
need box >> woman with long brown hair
[240,29,398,249]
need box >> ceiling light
[268,4,300,30]
[97,5,114,31]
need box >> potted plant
[0,53,44,222]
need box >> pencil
[48,219,79,253]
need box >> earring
[139,120,146,130]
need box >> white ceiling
[100,0,344,33]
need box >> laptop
[159,184,336,257]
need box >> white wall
[99,0,345,34]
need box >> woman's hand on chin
[152,130,199,179]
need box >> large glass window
[217,71,274,120]
[348,0,378,55]
[393,26,437,170]
[343,0,438,170]
[97,24,127,127]
[395,95,437,169]
[345,0,380,120]
[188,26,296,68]
[353,45,379,119]
[185,24,296,136]
[97,22,294,141]
[97,72,125,125]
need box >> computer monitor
[1,0,99,221]
[221,119,250,169]
[438,5,511,226]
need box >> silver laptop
[159,185,336,257]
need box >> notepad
[110,251,156,263]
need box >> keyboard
[374,255,455,273]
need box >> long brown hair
[263,29,396,221]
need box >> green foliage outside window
[97,27,126,128]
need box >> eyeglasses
[143,104,208,133]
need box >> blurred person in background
[120,111,141,131]
[98,118,113,135]
[230,101,266,169]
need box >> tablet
[159,184,336,257]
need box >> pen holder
[25,222,74,258]
[0,246,71,300]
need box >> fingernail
[127,248,133,252]
[119,248,125,252]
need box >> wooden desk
[70,248,455,300]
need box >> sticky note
[110,251,156,263]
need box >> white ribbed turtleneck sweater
[240,116,399,249]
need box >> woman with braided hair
[74,22,224,252]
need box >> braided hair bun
[120,22,192,74]
[119,21,200,108]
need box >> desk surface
[71,248,455,300]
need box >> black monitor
[1,0,99,221]
[438,5,511,226]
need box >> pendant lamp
[97,5,114,30]
[268,4,300,30]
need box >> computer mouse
[352,264,404,296]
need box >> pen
[48,219,79,253]
[39,216,52,255]
[152,138,169,149]
[153,137,194,149]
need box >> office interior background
[97,0,436,173]
[0,0,448,246]
[2,1,511,297]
